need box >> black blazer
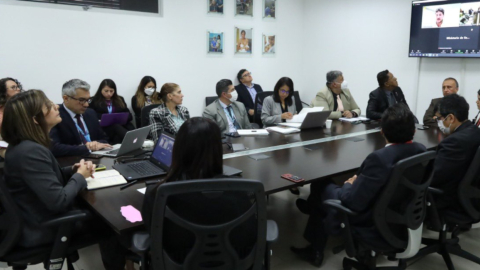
[89,96,134,129]
[431,121,480,210]
[366,87,409,120]
[235,83,264,112]
[4,140,87,247]
[50,105,108,157]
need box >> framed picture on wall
[262,34,275,54]
[208,31,224,53]
[235,27,253,54]
[263,0,276,19]
[208,0,224,14]
[235,0,253,17]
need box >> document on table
[237,129,269,135]
[267,126,301,134]
[0,141,8,148]
[339,116,369,122]
[86,169,127,190]
[286,107,324,123]
[137,187,146,194]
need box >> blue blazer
[50,105,108,157]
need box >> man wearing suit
[366,70,412,120]
[311,70,361,119]
[292,104,426,267]
[50,79,110,157]
[423,77,459,127]
[203,79,252,135]
[473,89,480,127]
[432,94,480,210]
[235,69,264,122]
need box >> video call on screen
[409,0,480,58]
[152,134,174,167]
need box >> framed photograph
[262,34,275,54]
[235,0,253,16]
[208,31,224,53]
[263,0,276,18]
[208,0,224,14]
[235,27,253,54]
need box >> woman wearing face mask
[131,76,161,128]
[310,70,361,120]
[91,79,135,144]
[261,77,296,127]
[149,83,190,143]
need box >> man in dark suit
[235,69,264,122]
[292,104,426,267]
[432,94,480,210]
[423,77,459,127]
[50,79,110,157]
[366,70,412,120]
[473,89,480,127]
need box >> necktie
[476,118,480,127]
[226,106,241,130]
[336,95,344,112]
[387,92,396,107]
[75,114,88,144]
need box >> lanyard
[107,105,112,114]
[74,122,91,143]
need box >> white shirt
[63,104,89,137]
[219,100,237,133]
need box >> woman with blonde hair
[149,83,190,142]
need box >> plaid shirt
[149,103,190,142]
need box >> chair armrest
[323,200,358,216]
[131,231,151,254]
[40,210,90,228]
[266,220,278,243]
[428,187,444,195]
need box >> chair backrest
[293,91,303,114]
[150,179,267,270]
[0,171,23,257]
[458,146,480,220]
[253,91,273,125]
[373,151,436,250]
[140,104,160,128]
[205,96,218,107]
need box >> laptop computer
[92,125,151,157]
[278,111,331,130]
[100,112,129,127]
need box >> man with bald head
[423,77,459,127]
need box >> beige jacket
[310,86,361,119]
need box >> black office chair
[131,179,278,270]
[140,104,160,128]
[408,146,480,270]
[293,91,310,114]
[324,151,436,270]
[0,172,98,270]
[252,91,274,125]
[205,96,218,107]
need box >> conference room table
[57,120,444,235]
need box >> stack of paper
[339,116,369,122]
[285,107,324,123]
[267,126,301,134]
[237,129,269,135]
[86,169,127,190]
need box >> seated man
[431,94,480,210]
[366,70,411,120]
[311,70,361,119]
[292,104,426,267]
[473,89,480,127]
[50,79,110,157]
[423,77,459,127]
[235,69,264,122]
[203,79,252,135]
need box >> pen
[120,180,138,190]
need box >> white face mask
[144,88,155,96]
[340,80,348,90]
[228,90,238,102]
[437,115,452,135]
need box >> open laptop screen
[151,132,175,168]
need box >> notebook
[86,170,127,190]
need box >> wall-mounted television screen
[409,0,480,58]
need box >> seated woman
[2,90,128,269]
[90,79,135,144]
[142,117,256,264]
[261,77,296,127]
[149,83,190,142]
[131,76,161,128]
[0,77,22,158]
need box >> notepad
[86,169,127,190]
[237,129,269,135]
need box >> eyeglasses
[8,85,20,91]
[67,95,92,105]
[242,72,252,78]
[280,90,290,94]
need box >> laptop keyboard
[127,162,164,176]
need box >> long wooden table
[59,121,443,234]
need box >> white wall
[0,0,305,117]
[302,0,480,121]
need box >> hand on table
[86,141,112,151]
[281,112,293,120]
[342,111,353,118]
[75,159,96,179]
[248,109,254,116]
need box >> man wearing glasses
[50,79,110,157]
[235,69,264,122]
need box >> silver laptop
[94,125,152,157]
[279,111,332,130]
